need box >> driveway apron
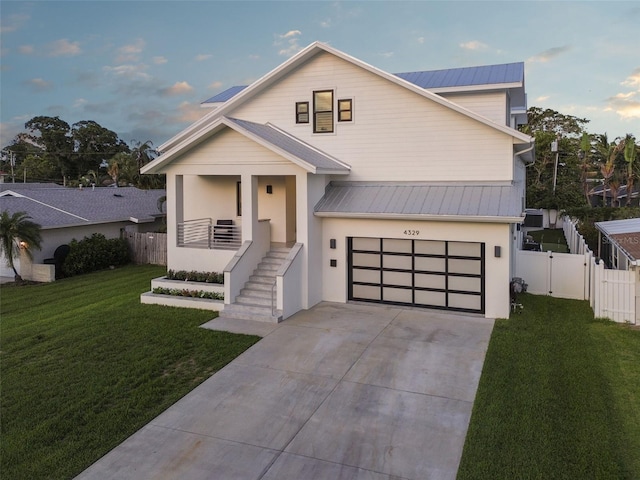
[75,302,494,480]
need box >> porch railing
[177,218,242,250]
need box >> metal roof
[595,218,640,236]
[226,117,350,173]
[0,185,166,229]
[314,181,524,221]
[203,85,248,104]
[201,63,523,105]
[394,63,524,89]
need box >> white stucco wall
[320,217,512,319]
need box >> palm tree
[596,134,624,206]
[0,211,42,283]
[624,134,637,206]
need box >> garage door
[348,237,485,314]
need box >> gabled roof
[0,185,166,229]
[202,62,524,106]
[394,62,524,92]
[142,116,350,175]
[156,42,531,164]
[314,181,524,223]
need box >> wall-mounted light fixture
[19,241,27,249]
[494,246,501,257]
[266,185,273,194]
[329,239,336,249]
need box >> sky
[1,1,639,150]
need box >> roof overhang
[314,211,523,224]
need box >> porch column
[241,174,258,241]
[168,174,183,248]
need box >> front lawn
[458,294,640,479]
[0,265,260,479]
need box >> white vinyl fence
[515,218,637,324]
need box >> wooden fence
[124,232,167,266]
[516,217,637,324]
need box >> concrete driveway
[76,302,494,480]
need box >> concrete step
[244,281,275,291]
[222,303,282,323]
[235,294,273,307]
[249,274,276,284]
[240,287,273,299]
[256,262,279,272]
[261,256,286,265]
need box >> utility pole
[9,151,16,183]
[551,139,559,193]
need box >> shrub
[165,270,224,284]
[152,287,224,300]
[62,234,130,277]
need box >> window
[338,99,352,122]
[295,102,309,124]
[313,90,333,133]
[236,181,242,216]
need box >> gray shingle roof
[226,117,350,173]
[314,182,524,220]
[0,185,166,229]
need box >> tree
[24,116,74,183]
[623,134,638,206]
[0,211,42,283]
[72,120,129,174]
[520,107,590,210]
[595,134,625,206]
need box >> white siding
[230,52,514,182]
[439,92,508,126]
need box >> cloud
[195,54,212,61]
[417,37,425,44]
[605,68,640,120]
[47,39,82,57]
[380,51,394,58]
[527,45,571,63]
[535,95,551,103]
[103,64,150,80]
[622,67,640,87]
[208,81,223,90]
[0,13,30,34]
[460,40,488,51]
[24,78,53,92]
[116,38,145,63]
[73,98,87,108]
[153,56,168,65]
[320,18,331,28]
[172,101,209,123]
[275,30,302,57]
[161,81,194,96]
[18,45,34,55]
[248,54,260,60]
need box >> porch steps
[220,247,290,323]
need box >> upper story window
[296,102,309,124]
[313,90,334,133]
[338,99,353,122]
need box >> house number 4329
[403,230,420,236]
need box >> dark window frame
[236,181,242,217]
[313,90,334,133]
[338,98,353,122]
[295,101,309,124]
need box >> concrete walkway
[76,302,494,480]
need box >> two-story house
[142,42,534,320]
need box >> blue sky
[1,1,638,149]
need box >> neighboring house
[142,42,534,320]
[588,184,639,207]
[595,217,640,270]
[0,183,165,279]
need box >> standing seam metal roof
[314,182,524,219]
[226,117,349,172]
[201,63,524,105]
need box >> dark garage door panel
[348,237,485,314]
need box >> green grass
[0,265,260,480]
[529,228,569,253]
[458,294,640,479]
